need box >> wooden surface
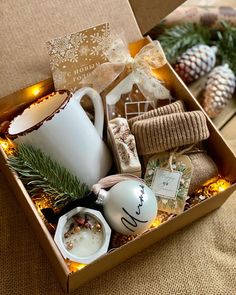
[221,115,236,154]
[184,0,236,6]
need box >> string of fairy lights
[0,136,232,273]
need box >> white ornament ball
[100,180,157,235]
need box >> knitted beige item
[188,151,218,194]
[128,100,185,129]
[132,111,210,155]
[108,118,141,176]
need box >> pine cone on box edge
[174,44,217,84]
[203,64,236,118]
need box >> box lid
[129,0,186,34]
[0,0,184,98]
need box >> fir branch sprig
[156,21,236,75]
[216,21,236,74]
[7,144,89,208]
[158,23,211,64]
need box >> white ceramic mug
[8,87,112,187]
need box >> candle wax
[63,215,104,257]
[67,227,103,257]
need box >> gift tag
[144,153,193,214]
[151,169,182,200]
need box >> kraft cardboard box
[0,0,236,293]
[0,0,186,99]
[1,62,236,293]
[129,0,187,34]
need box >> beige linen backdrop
[1,0,236,294]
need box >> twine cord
[168,144,195,172]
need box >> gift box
[0,0,236,293]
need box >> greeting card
[47,23,110,92]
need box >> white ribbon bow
[81,38,170,101]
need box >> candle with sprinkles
[63,213,104,257]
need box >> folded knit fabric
[188,151,218,194]
[128,100,185,129]
[132,111,210,155]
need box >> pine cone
[203,64,236,118]
[175,44,217,83]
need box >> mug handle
[73,87,104,138]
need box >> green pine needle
[7,144,89,208]
[158,23,211,64]
[216,21,236,74]
[156,21,236,75]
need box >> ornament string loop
[91,174,144,195]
